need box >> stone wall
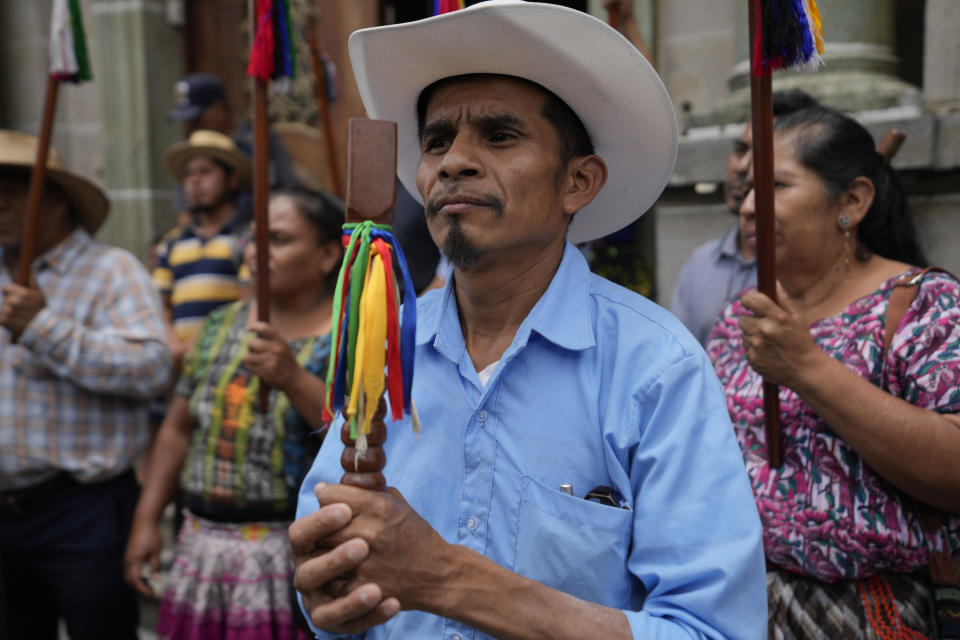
[653,0,960,308]
[0,0,184,261]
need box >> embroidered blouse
[707,269,960,581]
[177,301,330,517]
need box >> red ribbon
[373,238,403,420]
[247,0,275,80]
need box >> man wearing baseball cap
[0,130,172,639]
[291,3,766,639]
[168,72,298,192]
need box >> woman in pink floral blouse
[706,105,960,639]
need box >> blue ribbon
[341,225,418,415]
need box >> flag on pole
[434,0,466,16]
[247,0,296,81]
[752,0,825,75]
[50,0,92,82]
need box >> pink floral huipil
[707,269,960,582]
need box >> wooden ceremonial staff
[305,9,342,198]
[747,0,782,467]
[15,76,61,287]
[878,129,905,163]
[253,75,271,412]
[339,118,397,492]
[607,3,621,31]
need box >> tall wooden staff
[339,120,396,491]
[17,0,93,287]
[747,0,825,467]
[247,0,295,411]
[323,119,420,492]
[305,9,342,198]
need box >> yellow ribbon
[347,248,388,435]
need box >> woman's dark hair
[271,188,345,291]
[773,106,928,266]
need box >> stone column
[694,0,920,126]
[90,0,183,260]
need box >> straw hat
[348,0,678,243]
[0,129,109,233]
[163,130,252,187]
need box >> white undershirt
[477,360,500,388]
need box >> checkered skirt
[768,569,937,639]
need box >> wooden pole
[748,0,782,468]
[253,76,271,412]
[607,4,621,31]
[306,11,342,198]
[878,129,905,163]
[16,76,61,287]
[339,118,397,492]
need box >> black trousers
[0,471,140,640]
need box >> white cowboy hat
[0,129,109,233]
[164,129,252,187]
[348,0,677,243]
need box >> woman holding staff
[124,189,343,640]
[707,105,960,637]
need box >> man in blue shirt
[291,2,766,639]
[671,90,818,346]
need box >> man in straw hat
[291,3,766,638]
[0,130,172,639]
[156,129,252,363]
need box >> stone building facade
[1,1,957,303]
[655,0,960,303]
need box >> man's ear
[840,176,875,228]
[562,155,607,216]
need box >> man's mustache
[426,192,504,218]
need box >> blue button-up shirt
[298,242,766,639]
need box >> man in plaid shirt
[0,130,172,640]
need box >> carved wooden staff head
[339,118,397,492]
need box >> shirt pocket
[514,475,635,608]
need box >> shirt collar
[36,228,92,275]
[718,223,754,265]
[417,242,596,363]
[181,208,246,239]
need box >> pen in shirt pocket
[560,483,631,510]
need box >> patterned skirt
[156,511,311,640]
[768,569,938,639]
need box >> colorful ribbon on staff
[247,0,296,81]
[434,0,465,16]
[752,0,825,74]
[324,222,419,449]
[50,0,92,83]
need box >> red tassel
[247,0,275,80]
[752,0,766,76]
[373,238,404,420]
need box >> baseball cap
[167,73,226,122]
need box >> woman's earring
[843,229,851,270]
[837,215,852,271]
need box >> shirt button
[466,516,478,531]
[452,634,463,640]
[476,410,487,422]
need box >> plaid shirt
[0,229,172,490]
